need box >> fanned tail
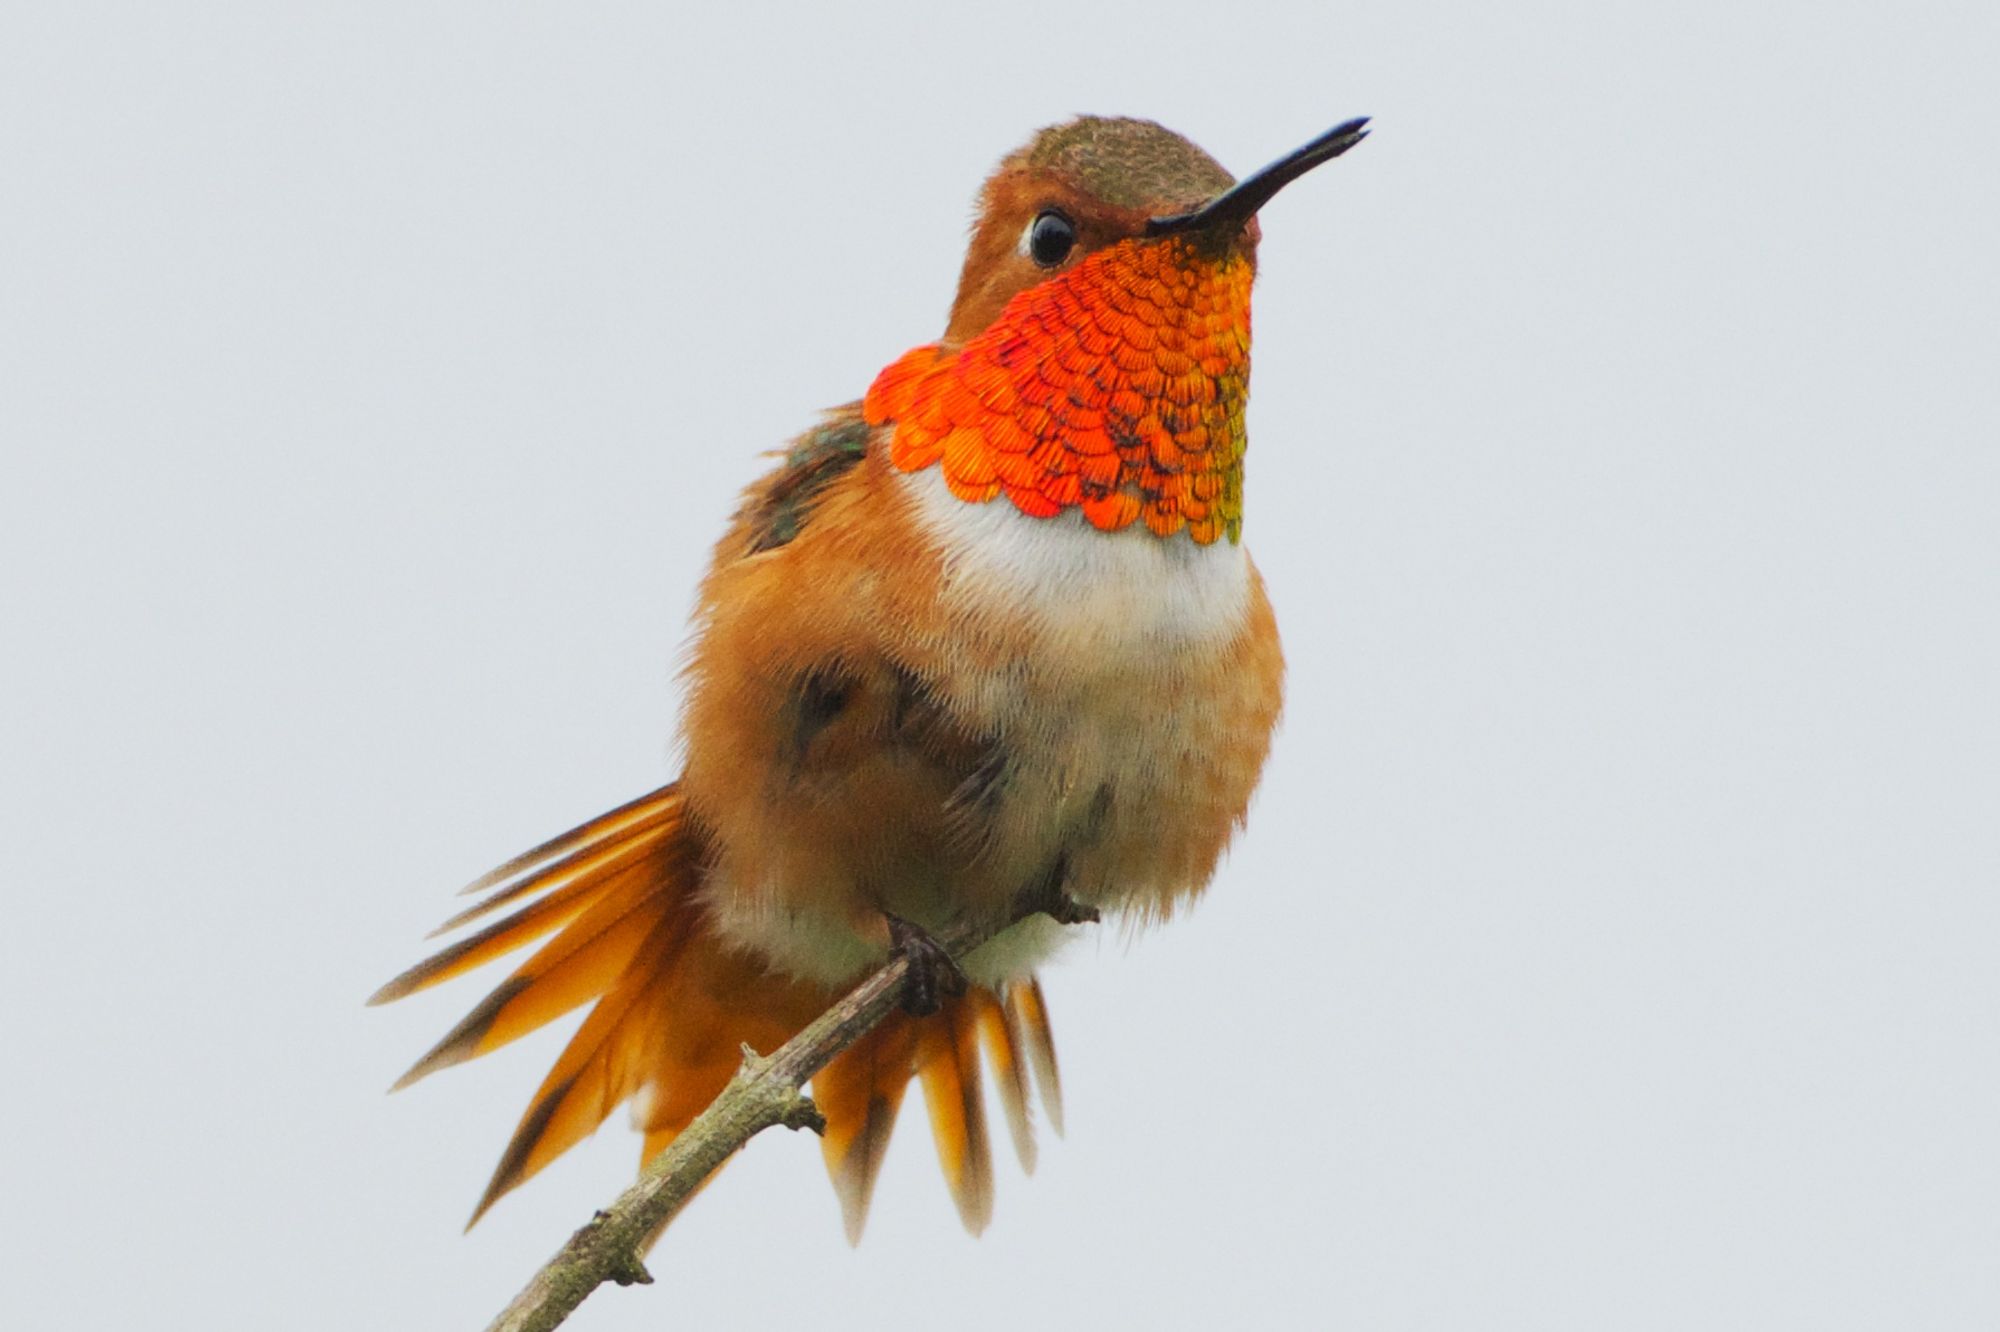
[813,980,1063,1241]
[376,783,1063,1239]
[369,784,688,1093]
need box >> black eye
[1027,209,1077,267]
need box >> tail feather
[815,1014,921,1243]
[428,815,675,936]
[917,998,994,1235]
[378,781,1064,1240]
[368,794,681,1008]
[387,856,671,1090]
[1007,976,1064,1136]
[470,909,694,1225]
[368,877,598,1007]
[456,783,680,897]
[973,988,1036,1174]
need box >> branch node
[608,1254,654,1287]
[737,1042,825,1133]
[735,1042,773,1080]
[777,1088,827,1136]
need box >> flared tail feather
[375,783,1063,1239]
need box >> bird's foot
[1037,891,1100,927]
[1016,864,1101,927]
[885,913,967,1017]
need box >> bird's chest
[899,469,1260,898]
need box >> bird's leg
[1018,854,1100,927]
[884,913,967,1017]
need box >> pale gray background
[4,3,1995,1328]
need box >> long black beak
[1146,116,1371,237]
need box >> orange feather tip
[366,882,597,1006]
[863,344,943,425]
[917,1003,995,1236]
[974,991,1038,1175]
[453,783,678,896]
[1008,979,1064,1137]
[426,820,675,939]
[385,975,530,1091]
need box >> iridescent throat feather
[865,235,1253,545]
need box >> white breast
[896,466,1252,660]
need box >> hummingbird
[374,113,1370,1243]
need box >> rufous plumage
[375,112,1368,1241]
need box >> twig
[482,915,1002,1332]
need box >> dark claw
[886,914,967,1017]
[1017,855,1100,926]
[1039,892,1100,927]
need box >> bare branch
[483,916,1002,1332]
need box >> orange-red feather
[865,235,1253,544]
